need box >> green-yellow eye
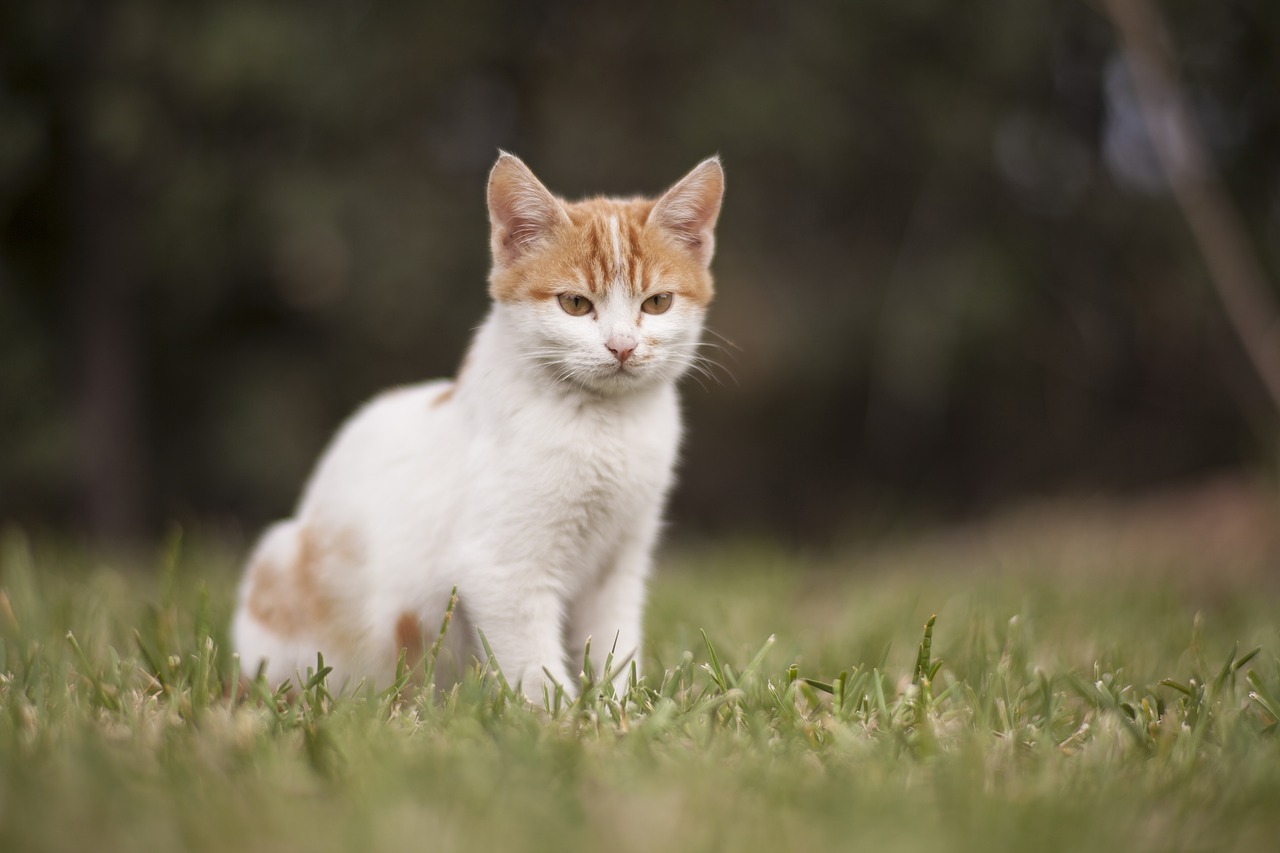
[641,292,673,315]
[557,293,594,316]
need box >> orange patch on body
[432,384,455,406]
[394,612,426,668]
[244,523,362,642]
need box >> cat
[232,152,724,702]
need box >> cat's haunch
[232,154,724,702]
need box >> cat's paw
[516,666,574,709]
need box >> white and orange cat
[232,153,724,701]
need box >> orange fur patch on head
[245,523,362,642]
[490,197,715,307]
[487,158,722,310]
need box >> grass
[2,482,1279,853]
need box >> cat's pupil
[558,293,595,317]
[642,293,673,315]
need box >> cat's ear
[487,152,571,266]
[648,157,724,267]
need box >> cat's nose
[606,336,636,364]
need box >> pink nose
[607,341,635,364]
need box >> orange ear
[648,157,724,267]
[487,152,570,266]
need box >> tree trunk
[63,1,147,544]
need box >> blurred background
[1,0,1278,546]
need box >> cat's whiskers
[516,347,573,371]
[663,340,737,387]
[704,326,742,353]
[673,360,711,392]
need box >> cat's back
[232,379,462,682]
[298,379,462,515]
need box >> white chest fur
[454,313,680,581]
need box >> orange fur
[488,198,715,308]
[393,612,426,667]
[245,524,362,642]
[431,384,455,406]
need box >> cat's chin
[565,363,663,396]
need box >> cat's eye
[641,292,673,315]
[557,293,594,317]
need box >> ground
[1,475,1278,853]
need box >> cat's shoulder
[331,379,458,443]
[365,380,456,413]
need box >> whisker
[666,352,730,389]
[704,326,742,352]
[672,350,737,387]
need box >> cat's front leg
[566,544,649,698]
[464,572,574,706]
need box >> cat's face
[487,155,724,395]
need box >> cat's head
[486,153,724,395]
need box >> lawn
[1,479,1278,853]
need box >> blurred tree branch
[1098,0,1280,416]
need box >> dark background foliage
[1,0,1277,543]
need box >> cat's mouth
[600,362,637,383]
[572,357,653,393]
[612,355,655,377]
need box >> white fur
[231,281,705,701]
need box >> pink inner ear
[488,155,568,263]
[648,159,724,263]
